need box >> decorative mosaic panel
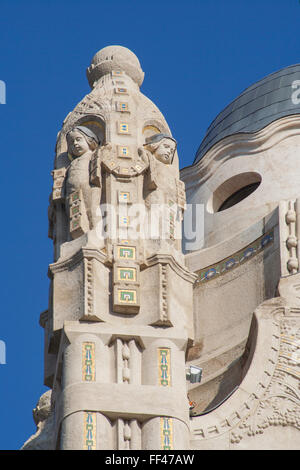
[70,217,80,231]
[117,245,136,260]
[70,190,80,203]
[119,191,130,203]
[117,267,137,282]
[82,342,95,382]
[118,289,137,304]
[70,205,80,217]
[158,348,171,387]
[114,87,128,95]
[195,230,274,284]
[118,122,130,134]
[116,101,129,112]
[69,193,81,217]
[119,215,130,227]
[112,70,124,78]
[118,145,131,158]
[83,412,97,450]
[160,417,173,450]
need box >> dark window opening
[218,182,260,212]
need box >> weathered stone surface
[22,45,300,450]
[21,391,55,450]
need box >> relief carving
[49,126,103,241]
[230,316,300,444]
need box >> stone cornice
[55,382,190,435]
[48,247,108,276]
[144,253,197,283]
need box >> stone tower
[23,45,195,450]
[22,49,300,451]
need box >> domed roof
[86,45,144,88]
[194,64,300,163]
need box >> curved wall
[186,214,281,413]
[182,116,300,250]
[182,116,300,415]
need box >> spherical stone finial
[86,45,144,88]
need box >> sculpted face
[154,138,176,164]
[68,130,91,157]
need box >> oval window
[207,172,262,213]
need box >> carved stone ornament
[101,143,148,178]
[230,314,300,445]
[21,391,55,450]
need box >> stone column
[59,332,113,450]
[141,337,190,450]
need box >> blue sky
[0,0,299,450]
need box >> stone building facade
[22,46,300,450]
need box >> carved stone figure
[140,134,186,248]
[142,133,177,202]
[65,126,101,239]
[21,391,55,450]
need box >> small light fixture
[186,365,202,384]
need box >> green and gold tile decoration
[71,190,80,203]
[82,342,95,382]
[158,348,171,387]
[117,267,137,282]
[160,417,173,450]
[118,289,137,304]
[113,241,140,313]
[83,412,97,450]
[71,205,80,217]
[117,245,136,260]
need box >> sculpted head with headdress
[66,126,99,160]
[144,133,177,165]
